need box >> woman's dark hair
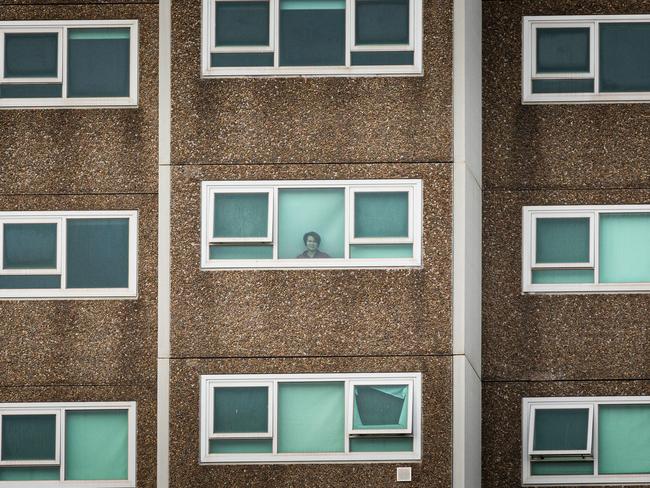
[303,231,321,245]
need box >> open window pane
[215,1,269,47]
[213,193,269,239]
[4,33,58,78]
[535,218,590,264]
[353,384,409,430]
[213,386,268,434]
[355,0,409,45]
[64,410,128,481]
[532,408,590,452]
[598,404,650,475]
[0,467,60,481]
[1,415,56,461]
[536,27,590,74]
[66,218,129,289]
[277,382,345,453]
[600,23,650,93]
[3,223,57,269]
[354,191,409,238]
[67,28,130,98]
[599,213,650,283]
[209,439,273,454]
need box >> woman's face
[306,235,319,251]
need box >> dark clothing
[296,250,331,259]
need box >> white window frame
[522,205,650,294]
[201,179,423,270]
[527,403,594,456]
[523,396,650,486]
[347,379,414,435]
[0,20,138,109]
[200,372,422,464]
[0,210,138,299]
[522,15,650,104]
[201,0,422,77]
[0,402,136,488]
[208,187,274,244]
[0,409,62,466]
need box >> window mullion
[594,20,600,94]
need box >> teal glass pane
[67,28,130,98]
[349,437,413,452]
[65,410,128,481]
[351,51,414,65]
[536,27,590,73]
[600,23,650,93]
[209,245,273,260]
[0,83,62,98]
[213,193,269,238]
[209,439,273,454]
[532,269,594,284]
[536,218,590,264]
[1,415,56,461]
[211,53,274,67]
[4,33,58,78]
[0,467,60,481]
[215,1,270,47]
[0,275,61,289]
[533,408,590,451]
[66,218,129,289]
[214,386,268,433]
[355,0,409,45]
[598,404,650,475]
[531,79,594,94]
[354,192,409,238]
[599,213,650,283]
[531,461,593,476]
[3,223,57,269]
[353,385,409,430]
[349,244,413,258]
[277,382,345,453]
[280,0,345,66]
[278,188,344,259]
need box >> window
[201,180,422,269]
[523,397,650,485]
[0,211,137,299]
[0,20,138,108]
[200,373,421,463]
[201,0,422,76]
[0,402,136,487]
[522,205,650,293]
[522,15,650,103]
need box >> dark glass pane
[356,0,409,45]
[531,461,593,476]
[211,52,274,67]
[0,467,60,481]
[3,223,57,269]
[215,1,270,46]
[536,217,590,264]
[66,218,129,289]
[213,193,269,238]
[4,33,58,78]
[536,27,590,73]
[0,275,60,289]
[213,387,268,433]
[0,84,62,98]
[280,0,345,66]
[67,28,130,98]
[600,23,650,92]
[349,437,413,452]
[209,245,273,260]
[351,51,413,65]
[1,415,56,461]
[533,408,590,451]
[354,191,409,238]
[531,78,594,94]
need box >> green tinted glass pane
[533,408,590,451]
[209,439,273,454]
[600,23,650,92]
[213,193,269,238]
[1,415,56,461]
[354,192,409,238]
[349,244,413,258]
[280,0,345,66]
[67,28,130,98]
[536,28,590,73]
[4,33,58,78]
[531,461,593,476]
[531,79,595,94]
[214,387,268,433]
[209,245,273,260]
[353,385,408,430]
[211,53,274,67]
[599,213,650,283]
[536,218,590,264]
[65,410,128,481]
[277,382,344,453]
[349,437,413,452]
[0,275,61,289]
[0,467,60,481]
[66,218,129,289]
[3,223,57,269]
[598,404,650,474]
[215,2,270,46]
[0,83,62,98]
[532,269,594,284]
[278,188,344,259]
[355,0,409,45]
[351,51,413,65]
